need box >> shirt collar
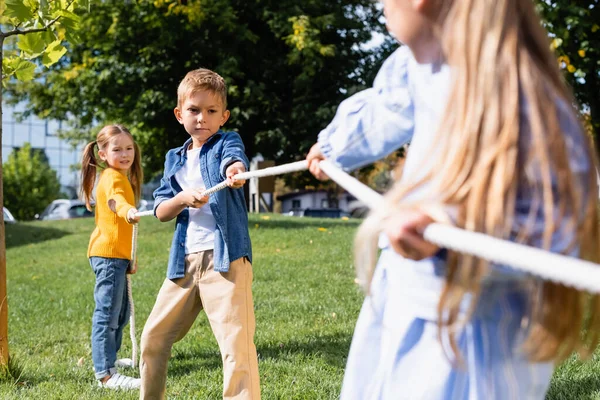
[176,130,223,156]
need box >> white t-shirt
[174,147,216,254]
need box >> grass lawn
[0,213,599,399]
[1,214,362,399]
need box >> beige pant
[140,250,260,400]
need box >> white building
[277,189,356,214]
[2,103,84,197]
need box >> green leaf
[2,58,17,83]
[13,59,36,81]
[42,40,68,67]
[56,9,80,31]
[79,0,91,12]
[42,29,57,43]
[4,0,34,22]
[17,32,47,56]
[64,29,82,46]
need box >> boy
[140,68,260,400]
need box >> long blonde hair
[80,124,143,210]
[357,0,600,363]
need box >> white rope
[133,160,309,217]
[130,158,600,293]
[127,223,139,368]
[318,160,600,294]
[135,210,154,217]
[127,159,310,364]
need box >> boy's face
[174,90,230,148]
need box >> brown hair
[80,124,143,210]
[356,0,600,363]
[177,68,228,108]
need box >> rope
[133,160,309,218]
[131,158,600,294]
[126,160,309,365]
[317,160,600,294]
[127,223,139,368]
[135,210,154,218]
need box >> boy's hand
[128,263,138,275]
[306,143,329,181]
[127,208,141,224]
[226,161,246,189]
[384,209,439,260]
[177,188,209,208]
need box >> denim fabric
[153,130,252,278]
[89,256,130,380]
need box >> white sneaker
[98,372,141,390]
[115,358,135,368]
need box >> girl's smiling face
[99,133,136,172]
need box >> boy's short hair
[177,68,227,108]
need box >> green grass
[1,214,362,399]
[1,214,599,399]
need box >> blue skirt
[340,249,553,400]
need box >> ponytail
[80,141,99,211]
[81,124,144,210]
[129,142,144,205]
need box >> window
[321,199,328,208]
[292,199,301,209]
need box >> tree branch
[0,0,76,39]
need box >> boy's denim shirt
[153,130,252,279]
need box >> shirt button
[180,243,184,247]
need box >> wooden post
[0,34,9,366]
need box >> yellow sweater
[87,168,135,260]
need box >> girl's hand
[127,208,141,224]
[384,209,439,260]
[128,263,138,275]
[177,189,209,208]
[226,161,246,189]
[306,143,329,181]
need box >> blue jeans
[89,257,130,380]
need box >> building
[277,189,356,215]
[2,103,84,197]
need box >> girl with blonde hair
[80,124,144,389]
[307,0,600,398]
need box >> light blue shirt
[323,46,590,399]
[317,45,590,313]
[318,46,450,187]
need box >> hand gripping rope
[127,158,600,365]
[316,160,600,294]
[126,160,309,366]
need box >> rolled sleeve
[219,132,250,178]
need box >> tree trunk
[0,37,10,366]
[587,75,600,157]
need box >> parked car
[3,207,17,224]
[138,199,154,212]
[301,208,350,219]
[37,199,94,220]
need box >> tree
[537,0,600,152]
[1,0,89,367]
[5,0,394,182]
[3,144,61,220]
